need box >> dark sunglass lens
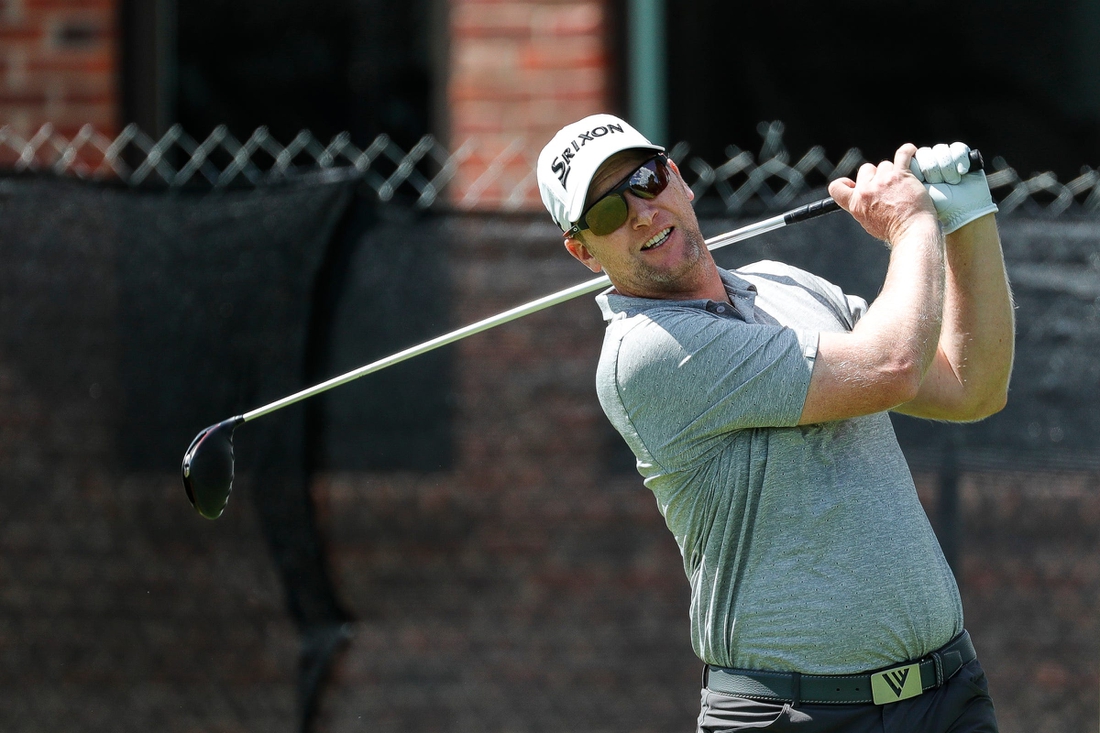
[576,156,667,236]
[630,159,667,198]
[586,195,629,236]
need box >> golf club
[182,149,984,519]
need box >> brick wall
[447,0,611,208]
[0,0,117,139]
[0,0,600,206]
[954,470,1100,733]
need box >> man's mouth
[641,227,673,251]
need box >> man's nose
[629,195,658,227]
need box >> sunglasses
[567,153,670,237]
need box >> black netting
[111,171,351,468]
[308,201,454,472]
[0,170,455,729]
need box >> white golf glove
[908,142,998,234]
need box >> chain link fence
[2,121,1099,216]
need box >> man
[536,114,1013,732]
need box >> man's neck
[609,264,729,303]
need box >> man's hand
[828,144,939,246]
[908,142,999,234]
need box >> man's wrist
[940,198,999,235]
[887,211,943,249]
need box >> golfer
[537,114,1013,732]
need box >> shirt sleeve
[739,261,866,331]
[846,294,869,325]
[601,307,815,472]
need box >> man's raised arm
[798,143,947,425]
[890,143,1014,421]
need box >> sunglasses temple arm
[704,197,840,252]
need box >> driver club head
[181,416,244,519]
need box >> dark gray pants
[698,659,998,732]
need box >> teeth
[642,228,672,250]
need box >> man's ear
[563,235,602,273]
[666,158,695,203]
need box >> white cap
[536,114,664,231]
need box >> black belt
[705,630,977,706]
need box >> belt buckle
[870,662,922,705]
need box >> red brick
[449,84,529,105]
[452,2,535,37]
[447,0,613,178]
[451,99,513,133]
[532,3,604,36]
[25,0,115,8]
[451,38,521,82]
[25,54,114,73]
[0,26,45,42]
[19,66,115,90]
[525,98,605,130]
[0,91,49,105]
[520,35,605,70]
[524,66,605,99]
[39,101,117,130]
[19,7,115,27]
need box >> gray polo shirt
[595,262,962,674]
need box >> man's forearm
[853,216,947,384]
[896,214,1015,420]
[800,215,946,424]
[942,214,1015,410]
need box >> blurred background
[0,0,1098,731]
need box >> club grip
[783,197,841,225]
[782,148,985,227]
[969,148,985,172]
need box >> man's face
[563,150,715,300]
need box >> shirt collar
[596,268,762,323]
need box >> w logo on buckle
[871,662,923,705]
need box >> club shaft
[241,196,840,423]
[243,273,611,421]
